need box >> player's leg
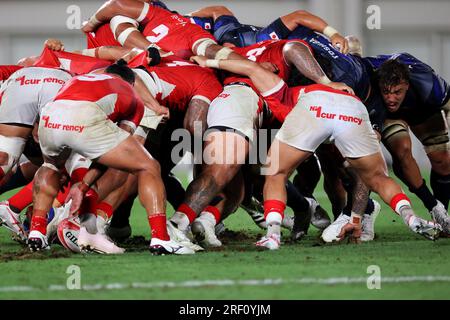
[411,111,450,210]
[347,152,442,239]
[382,119,440,213]
[259,138,313,249]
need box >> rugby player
[189,55,443,249]
[27,61,193,255]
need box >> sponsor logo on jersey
[310,106,362,125]
[308,38,339,59]
[15,76,66,86]
[269,32,279,40]
[171,14,187,27]
[42,116,85,133]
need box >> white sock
[170,212,190,231]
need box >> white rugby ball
[57,218,81,253]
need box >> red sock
[79,189,99,215]
[390,193,411,214]
[203,205,221,223]
[177,203,197,224]
[9,181,34,211]
[30,213,47,235]
[148,213,169,240]
[263,199,286,220]
[96,201,114,219]
[56,184,71,205]
[70,168,88,184]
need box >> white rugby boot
[77,226,125,254]
[361,199,381,242]
[149,238,195,255]
[191,214,222,247]
[407,215,442,241]
[0,201,27,241]
[430,200,450,234]
[255,233,281,250]
[167,221,204,252]
[28,230,50,251]
[321,213,350,243]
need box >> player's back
[143,58,222,111]
[55,73,139,122]
[141,6,214,60]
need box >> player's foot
[191,216,222,247]
[28,230,50,251]
[430,201,450,234]
[361,199,381,242]
[106,224,132,242]
[167,221,204,252]
[321,213,350,243]
[307,197,331,230]
[256,233,281,250]
[0,201,27,241]
[281,214,295,230]
[149,238,195,255]
[407,215,442,241]
[215,222,226,236]
[78,227,125,254]
[241,197,267,229]
[291,209,311,242]
[47,200,72,241]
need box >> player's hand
[338,222,362,244]
[65,182,87,214]
[327,82,355,95]
[45,38,65,51]
[260,62,279,74]
[81,20,97,33]
[190,55,208,67]
[330,33,349,54]
[155,105,170,122]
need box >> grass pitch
[0,174,449,300]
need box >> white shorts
[277,89,381,158]
[207,85,263,142]
[0,67,71,126]
[39,100,130,160]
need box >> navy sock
[286,181,309,212]
[409,180,438,211]
[364,198,375,215]
[430,171,450,210]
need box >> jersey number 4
[246,47,267,61]
[146,24,169,43]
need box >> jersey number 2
[146,24,169,43]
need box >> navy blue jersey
[188,16,214,33]
[363,53,450,125]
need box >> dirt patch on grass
[0,247,72,262]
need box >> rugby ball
[57,218,81,253]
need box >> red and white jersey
[33,47,112,75]
[132,56,222,111]
[225,39,311,88]
[140,6,215,60]
[54,73,144,130]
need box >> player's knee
[391,142,414,163]
[429,151,450,175]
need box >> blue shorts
[213,15,290,47]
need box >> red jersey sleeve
[119,95,145,131]
[0,65,22,81]
[192,70,223,104]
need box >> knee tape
[194,38,217,56]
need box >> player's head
[105,59,136,85]
[17,55,39,67]
[377,59,410,112]
[345,35,363,56]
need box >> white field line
[0,276,450,293]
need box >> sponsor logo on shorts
[15,76,66,86]
[310,106,363,125]
[218,93,230,99]
[42,116,85,133]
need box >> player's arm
[184,98,210,137]
[283,41,354,94]
[82,0,148,32]
[281,10,348,54]
[188,6,234,21]
[76,45,131,61]
[190,55,281,96]
[134,75,170,120]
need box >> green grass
[0,174,449,300]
